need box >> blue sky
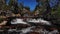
[49,0,58,8]
[18,0,37,11]
[18,0,58,11]
[6,0,59,11]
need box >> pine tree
[36,0,51,19]
[9,0,18,14]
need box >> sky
[18,0,58,11]
[6,0,59,11]
[18,0,37,11]
[49,0,58,8]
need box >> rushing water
[11,18,28,24]
[5,18,59,34]
[27,18,51,25]
[10,18,51,25]
[0,18,59,34]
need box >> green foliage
[0,0,60,24]
[57,6,60,16]
[9,0,13,6]
[35,0,60,24]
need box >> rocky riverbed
[0,18,60,34]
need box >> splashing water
[27,18,51,25]
[11,18,28,24]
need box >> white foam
[11,18,28,24]
[27,18,51,25]
[21,26,35,33]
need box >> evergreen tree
[9,0,18,14]
[36,0,51,19]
